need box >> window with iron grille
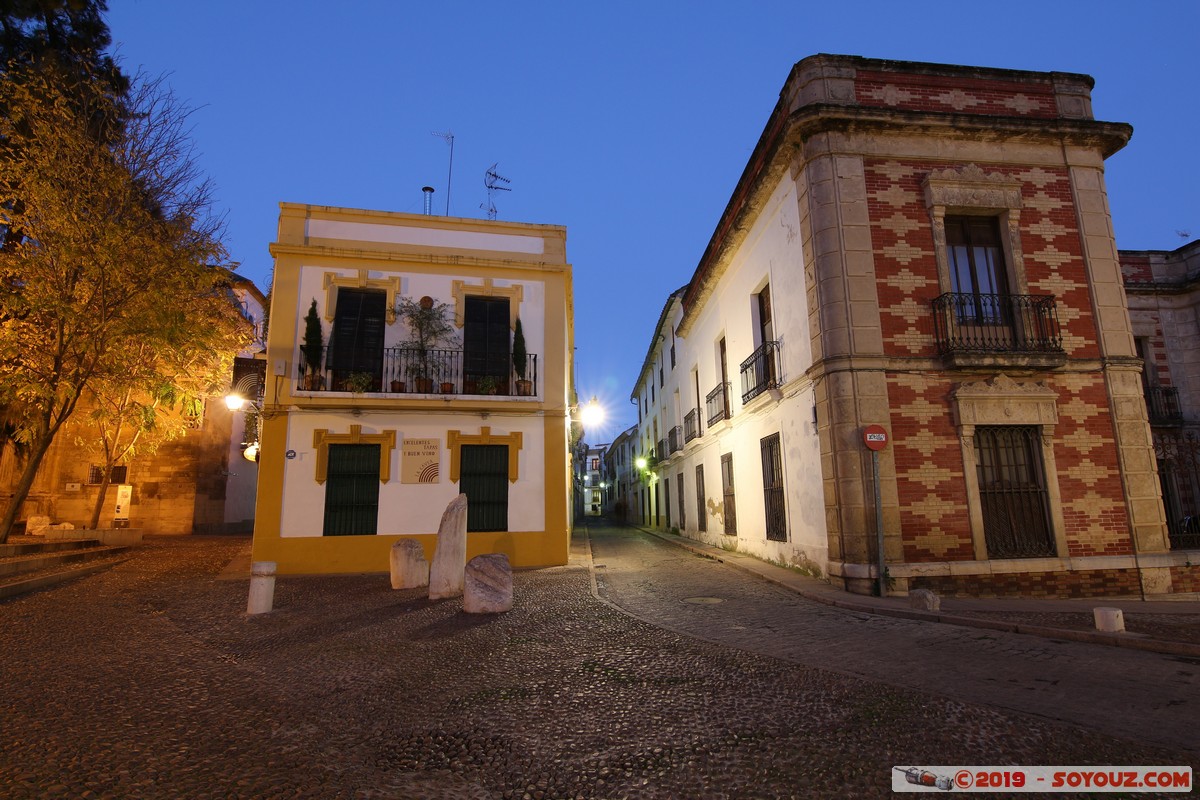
[460,444,509,532]
[760,433,786,541]
[87,465,127,485]
[323,444,380,536]
[974,426,1055,558]
[677,471,686,529]
[695,465,707,532]
[664,476,671,527]
[721,453,736,535]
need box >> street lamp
[225,372,263,463]
[577,395,604,428]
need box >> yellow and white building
[252,203,573,574]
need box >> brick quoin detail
[912,569,1141,599]
[854,71,1059,118]
[1120,254,1153,282]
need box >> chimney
[422,186,435,215]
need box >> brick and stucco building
[632,54,1196,597]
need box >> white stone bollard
[247,561,277,615]
[429,494,468,600]
[390,539,430,589]
[1093,607,1125,633]
[464,553,513,614]
[908,588,940,612]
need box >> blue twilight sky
[105,1,1199,439]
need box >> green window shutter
[460,444,509,532]
[323,444,380,536]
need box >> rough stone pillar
[429,494,468,600]
[390,539,429,589]
[464,553,513,614]
[247,561,277,615]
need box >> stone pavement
[0,532,1195,800]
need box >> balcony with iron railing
[706,383,731,427]
[668,425,683,455]
[932,292,1066,368]
[1145,385,1183,426]
[295,342,539,398]
[740,341,780,403]
[683,409,701,443]
[656,438,668,462]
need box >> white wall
[279,410,547,537]
[650,175,829,571]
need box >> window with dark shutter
[721,453,736,535]
[323,444,380,535]
[460,444,509,532]
[463,297,510,393]
[330,288,386,390]
[760,433,786,541]
[695,465,707,532]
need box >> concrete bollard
[247,561,277,615]
[1093,606,1125,633]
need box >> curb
[621,524,1200,659]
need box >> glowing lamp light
[635,457,648,470]
[579,396,604,428]
[242,443,260,463]
[225,393,246,411]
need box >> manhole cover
[681,596,724,605]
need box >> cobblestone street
[1,529,1195,799]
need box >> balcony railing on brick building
[706,383,731,427]
[683,409,701,443]
[932,292,1063,356]
[1145,385,1183,425]
[740,341,780,403]
[668,426,683,455]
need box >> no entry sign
[862,425,889,451]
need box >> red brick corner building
[666,54,1196,597]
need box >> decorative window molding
[447,425,522,483]
[313,424,397,484]
[450,278,523,329]
[951,374,1066,559]
[923,164,1028,295]
[322,270,402,324]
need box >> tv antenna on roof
[431,130,454,215]
[481,163,511,220]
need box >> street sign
[863,424,889,451]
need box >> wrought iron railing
[740,341,780,403]
[668,426,683,454]
[656,438,668,462]
[706,383,730,427]
[683,409,701,443]
[296,344,539,397]
[932,292,1063,355]
[1154,431,1200,550]
[1145,385,1183,425]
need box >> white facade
[633,178,829,572]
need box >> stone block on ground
[429,494,468,600]
[390,539,429,589]
[464,553,513,614]
[909,588,940,612]
[25,515,51,535]
[1094,606,1125,633]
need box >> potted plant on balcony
[477,375,499,395]
[342,371,375,394]
[395,295,458,394]
[512,316,532,396]
[301,299,324,390]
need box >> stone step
[0,543,130,578]
[0,539,103,558]
[0,556,128,601]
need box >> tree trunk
[87,470,112,530]
[0,433,56,543]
